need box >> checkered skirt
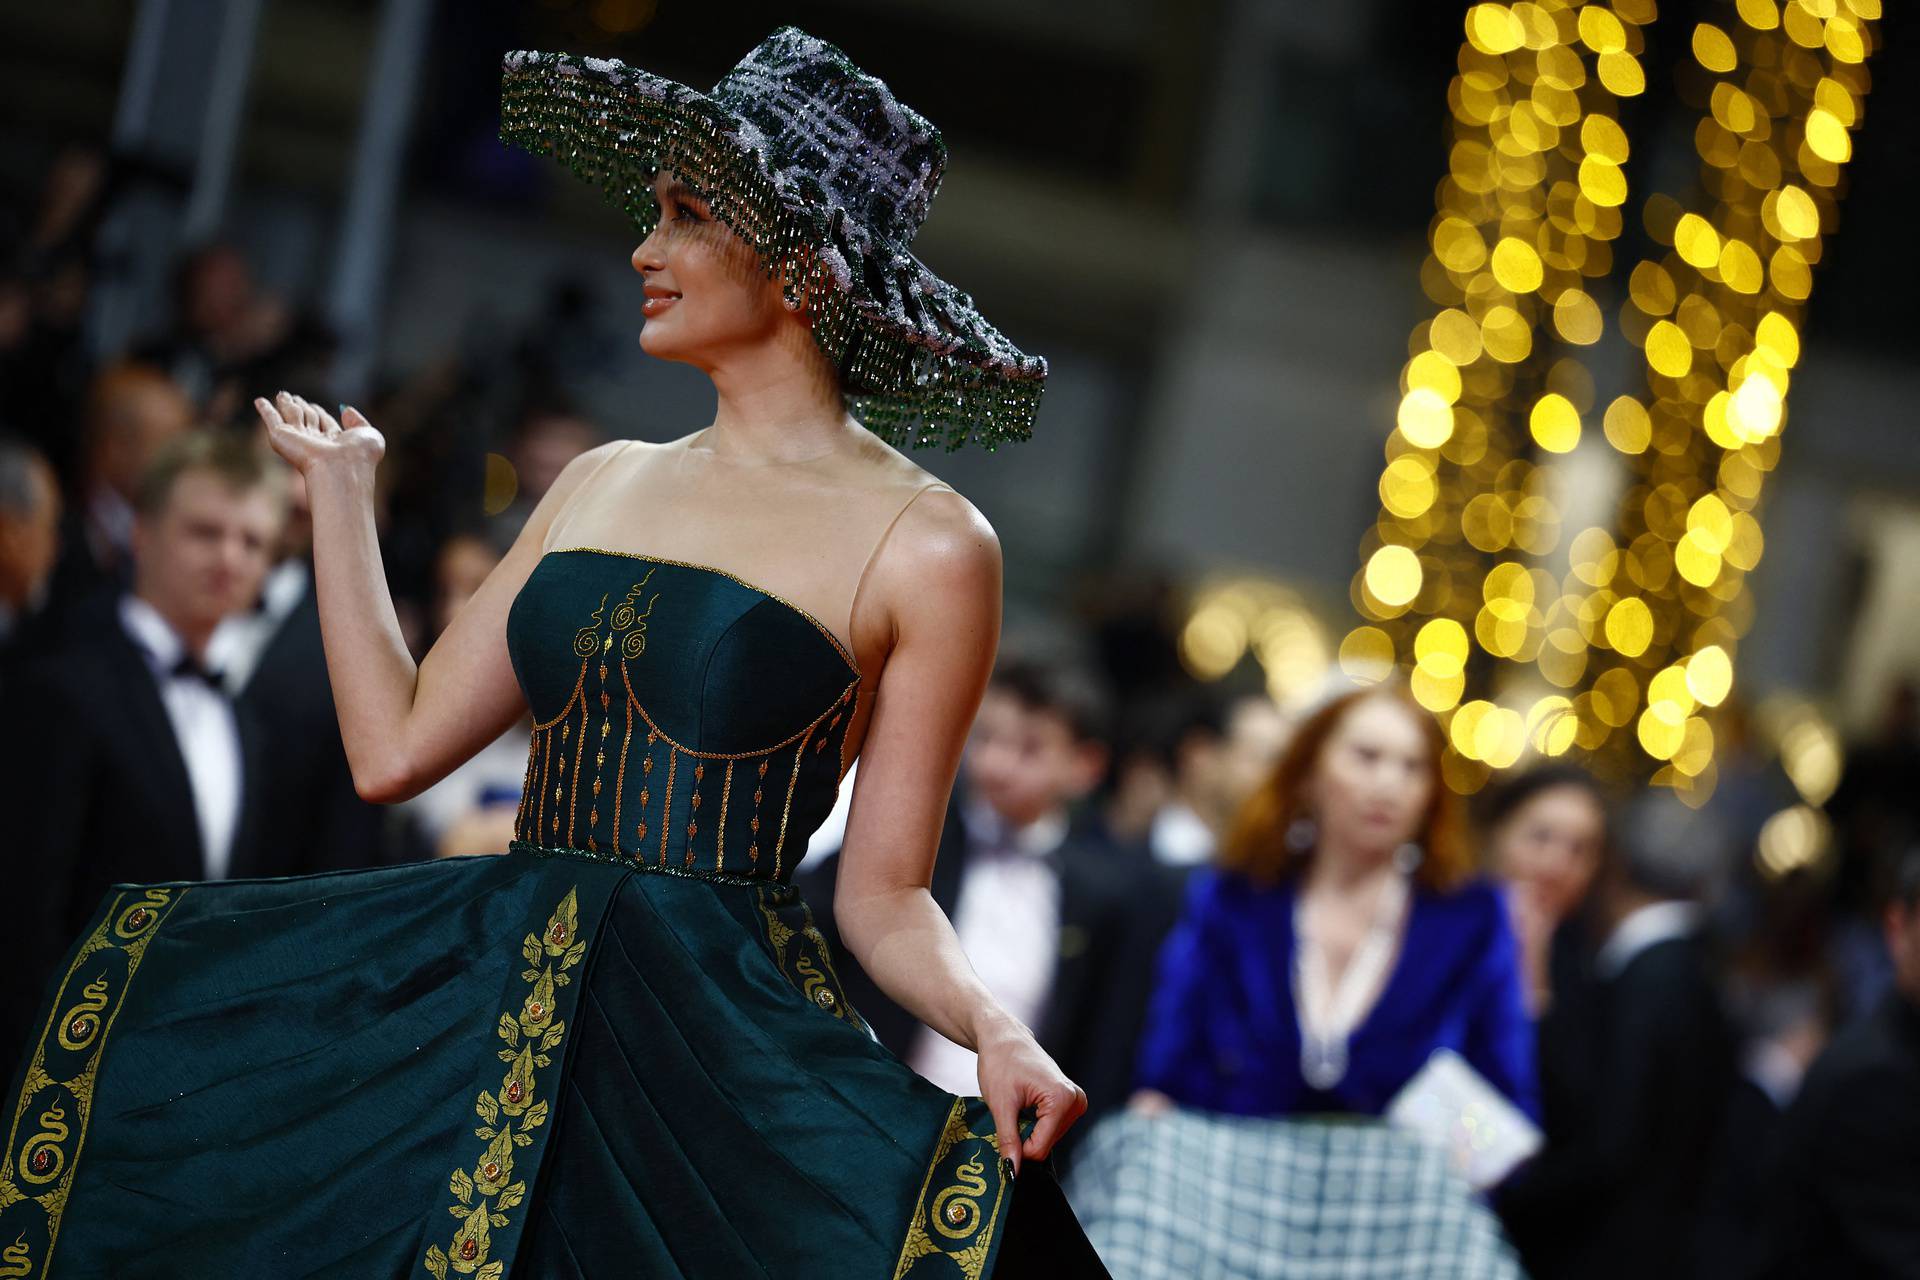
[1063,1110,1525,1280]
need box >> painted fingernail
[998,1155,1016,1181]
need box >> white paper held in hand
[1385,1048,1541,1191]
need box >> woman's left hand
[975,1016,1087,1176]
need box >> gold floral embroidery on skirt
[0,887,183,1278]
[892,1097,1009,1279]
[756,890,869,1035]
[423,886,585,1280]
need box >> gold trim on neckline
[545,547,862,680]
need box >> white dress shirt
[1596,900,1701,979]
[120,594,244,880]
[1148,800,1216,867]
[907,801,1066,1096]
[208,558,310,695]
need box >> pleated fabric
[514,870,952,1276]
[0,851,1092,1279]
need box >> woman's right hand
[254,391,385,477]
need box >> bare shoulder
[535,438,630,512]
[559,437,633,479]
[874,481,1002,606]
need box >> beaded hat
[499,28,1046,451]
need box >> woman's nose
[632,235,663,273]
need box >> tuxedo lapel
[224,699,270,879]
[97,623,203,863]
[1037,843,1103,1048]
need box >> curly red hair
[1218,682,1469,891]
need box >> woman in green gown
[0,28,1109,1278]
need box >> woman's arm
[830,488,1084,1174]
[255,392,620,803]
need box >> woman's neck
[702,328,856,463]
[1305,838,1397,895]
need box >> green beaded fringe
[499,54,1043,453]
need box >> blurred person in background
[1108,688,1291,868]
[1,150,108,468]
[401,530,530,857]
[1756,846,1920,1277]
[132,242,294,407]
[1496,789,1739,1280]
[1480,764,1610,1016]
[1825,678,1920,1018]
[801,653,1164,1160]
[0,435,62,665]
[1133,682,1535,1116]
[0,267,36,425]
[44,361,192,611]
[0,431,286,1064]
[485,402,602,548]
[1100,691,1218,851]
[1075,683,1532,1275]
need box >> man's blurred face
[97,381,192,498]
[1887,896,1920,1003]
[963,687,1104,831]
[0,458,62,606]
[132,469,282,634]
[1217,696,1291,814]
[186,249,251,336]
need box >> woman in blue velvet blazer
[1134,683,1539,1121]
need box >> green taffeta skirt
[0,850,1101,1278]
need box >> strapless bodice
[505,547,861,883]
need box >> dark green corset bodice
[506,547,861,883]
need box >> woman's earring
[1284,816,1318,855]
[1392,841,1424,874]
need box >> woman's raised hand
[254,391,385,476]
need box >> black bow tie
[169,654,228,689]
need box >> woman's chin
[638,325,685,360]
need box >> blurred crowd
[4,148,1918,1278]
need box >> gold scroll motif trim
[0,887,184,1278]
[423,886,586,1280]
[891,1097,1008,1280]
[549,547,860,679]
[756,891,869,1035]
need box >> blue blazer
[1135,867,1539,1120]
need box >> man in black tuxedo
[1496,790,1739,1279]
[1758,850,1920,1277]
[0,431,288,1066]
[799,655,1179,1164]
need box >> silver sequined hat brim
[499,31,1047,451]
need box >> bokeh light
[1353,0,1875,792]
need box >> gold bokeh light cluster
[1181,577,1332,710]
[1346,0,1877,796]
[1575,0,1875,797]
